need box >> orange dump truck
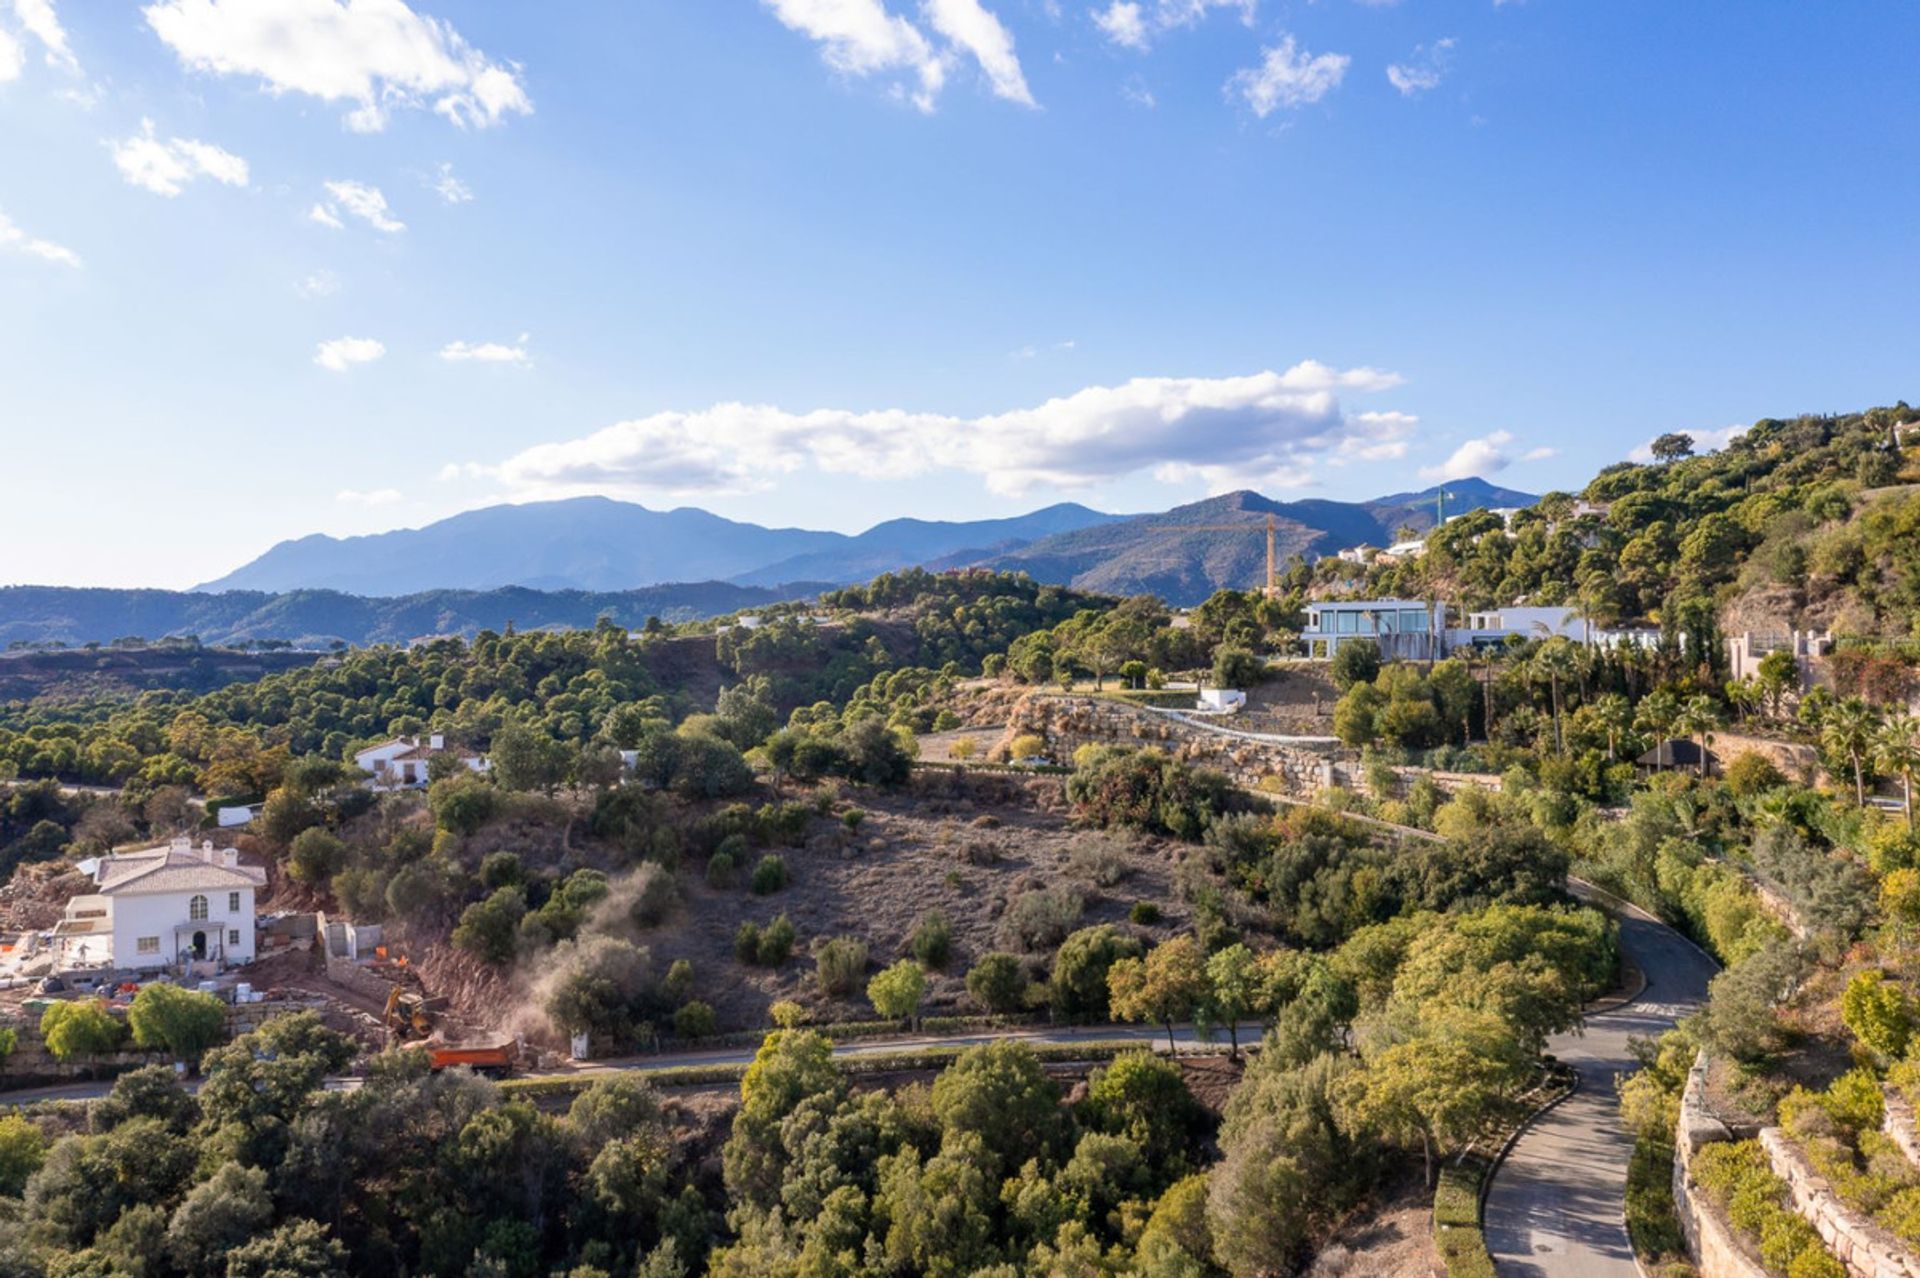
[424,1031,516,1077]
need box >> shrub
[843,808,866,831]
[1725,751,1788,797]
[1691,1140,1839,1277]
[735,921,762,964]
[127,983,227,1062]
[479,850,524,890]
[1130,901,1161,926]
[1330,639,1382,691]
[910,913,952,969]
[758,915,796,966]
[672,1001,717,1039]
[1050,925,1145,1022]
[286,828,347,885]
[1000,887,1085,952]
[867,959,927,1024]
[949,736,978,761]
[40,1000,124,1062]
[664,959,693,1001]
[452,887,527,966]
[815,937,870,996]
[966,953,1029,1013]
[1066,836,1129,887]
[751,854,789,895]
[706,851,736,888]
[769,999,807,1028]
[1008,734,1047,763]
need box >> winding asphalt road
[1484,890,1719,1277]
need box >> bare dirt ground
[1314,1161,1439,1278]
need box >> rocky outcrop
[1762,1129,1920,1278]
[1673,1052,1772,1278]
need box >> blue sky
[1,1,1915,589]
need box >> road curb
[1477,1064,1582,1218]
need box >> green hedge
[1433,1158,1496,1278]
[501,1039,1224,1098]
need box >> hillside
[984,478,1534,604]
[0,582,818,649]
[196,496,1121,596]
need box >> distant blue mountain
[196,496,1122,597]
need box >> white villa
[53,837,266,973]
[353,734,489,790]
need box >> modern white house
[1301,600,1444,660]
[53,837,266,973]
[1305,600,1660,662]
[353,734,489,790]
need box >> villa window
[1335,611,1358,634]
[229,929,241,947]
[189,894,208,921]
[229,891,241,913]
[137,936,160,955]
[1401,609,1427,631]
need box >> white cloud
[143,0,530,131]
[1228,35,1348,117]
[456,361,1407,501]
[110,118,249,196]
[313,179,404,232]
[1119,75,1155,107]
[313,336,385,372]
[1091,2,1146,49]
[0,207,80,266]
[427,160,471,204]
[1628,422,1750,463]
[1522,445,1556,462]
[764,0,946,111]
[1093,0,1254,51]
[1420,433,1551,483]
[295,269,339,297]
[763,0,1034,111]
[336,487,402,505]
[441,336,529,365]
[924,0,1033,106]
[1386,36,1454,98]
[4,0,77,75]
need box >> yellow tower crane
[1148,513,1283,597]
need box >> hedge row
[1433,1158,1496,1278]
[501,1039,1231,1098]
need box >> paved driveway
[1484,899,1719,1277]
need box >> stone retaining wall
[1673,1052,1772,1278]
[1885,1088,1920,1171]
[1762,1128,1920,1278]
[0,997,318,1089]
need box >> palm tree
[1674,695,1722,778]
[1875,713,1920,830]
[1635,688,1681,769]
[1532,639,1578,753]
[1822,696,1881,807]
[1592,693,1632,762]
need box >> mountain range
[195,499,1125,596]
[198,478,1531,603]
[0,477,1536,647]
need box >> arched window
[189,895,208,921]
